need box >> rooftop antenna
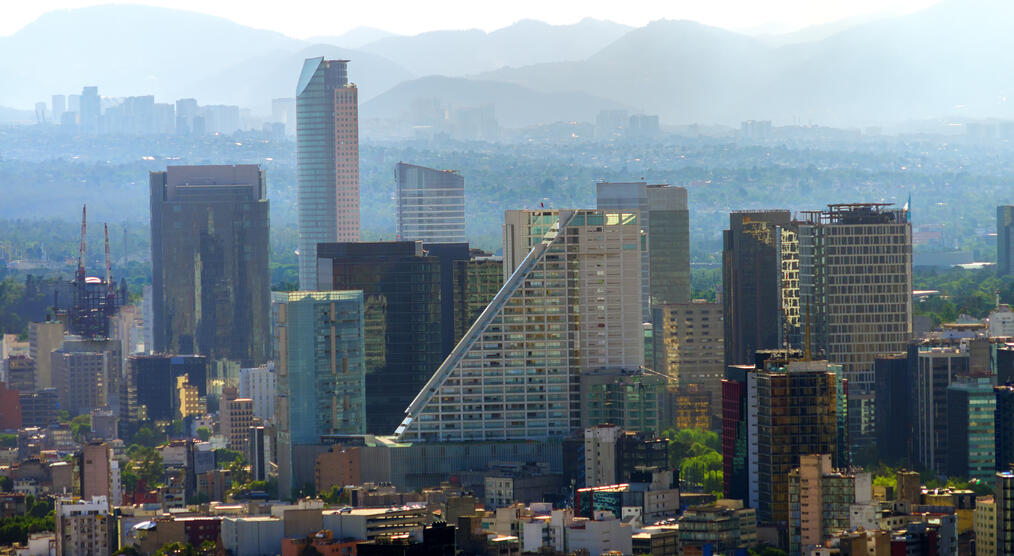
[77,205,87,282]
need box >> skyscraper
[913,345,969,473]
[653,301,725,427]
[596,182,690,320]
[946,377,996,480]
[273,291,366,497]
[149,165,271,367]
[125,355,208,422]
[395,162,466,244]
[999,206,1014,276]
[296,57,359,288]
[395,209,643,442]
[797,204,912,393]
[79,86,100,132]
[316,242,444,434]
[722,210,793,367]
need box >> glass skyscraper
[149,164,271,368]
[296,57,360,288]
[395,162,466,244]
[273,290,366,497]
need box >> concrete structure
[150,165,271,368]
[55,496,111,555]
[653,300,724,424]
[296,57,360,287]
[999,471,1014,555]
[221,516,284,556]
[999,206,1014,276]
[321,505,429,541]
[80,443,112,505]
[975,495,996,556]
[395,162,466,244]
[788,454,862,556]
[565,512,633,556]
[220,388,253,453]
[596,182,690,320]
[396,209,643,441]
[582,425,669,488]
[29,320,64,389]
[4,355,35,394]
[677,499,758,554]
[0,382,21,430]
[51,337,120,416]
[990,305,1014,337]
[274,291,366,497]
[238,364,275,422]
[315,445,361,494]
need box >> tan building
[55,496,111,555]
[220,386,254,452]
[315,445,361,494]
[176,374,203,418]
[29,320,65,389]
[789,454,858,554]
[653,300,724,425]
[584,425,621,488]
[80,443,111,505]
[975,495,996,556]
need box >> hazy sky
[2,0,941,38]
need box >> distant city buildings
[296,57,360,287]
[394,162,466,244]
[999,206,1014,276]
[149,165,271,368]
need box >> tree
[0,476,12,492]
[195,427,211,442]
[132,425,161,448]
[70,414,92,442]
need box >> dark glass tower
[126,355,208,422]
[149,165,271,367]
[317,242,444,434]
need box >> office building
[395,162,466,244]
[250,426,267,482]
[721,356,846,524]
[947,377,996,480]
[653,300,724,425]
[239,364,276,422]
[19,389,58,427]
[788,454,860,556]
[220,387,254,453]
[583,425,669,488]
[580,369,666,434]
[977,495,997,556]
[797,204,912,393]
[1000,206,1014,276]
[273,291,366,497]
[420,243,472,356]
[316,242,444,434]
[51,94,65,121]
[678,499,757,554]
[5,355,35,393]
[596,182,690,320]
[30,320,65,389]
[51,337,121,417]
[873,353,911,465]
[452,252,502,344]
[913,346,970,473]
[150,165,270,367]
[998,385,1014,472]
[723,210,793,367]
[79,86,100,131]
[55,496,112,555]
[999,471,1014,555]
[80,442,112,503]
[396,209,643,442]
[125,355,207,423]
[176,374,203,418]
[296,57,360,287]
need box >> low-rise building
[677,499,757,555]
[55,496,112,556]
[221,516,285,556]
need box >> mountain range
[3,1,1014,127]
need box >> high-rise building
[395,162,466,244]
[722,210,793,367]
[316,242,444,434]
[583,424,670,488]
[80,442,112,503]
[596,182,690,320]
[79,86,100,132]
[721,356,846,524]
[998,471,1014,555]
[913,345,970,473]
[946,377,996,480]
[788,454,861,556]
[5,355,35,393]
[579,369,667,434]
[451,251,502,345]
[55,497,112,555]
[396,209,643,442]
[273,291,366,497]
[798,204,912,392]
[653,301,724,426]
[997,385,1014,472]
[51,94,66,122]
[220,387,254,453]
[999,206,1014,276]
[30,320,66,389]
[149,165,271,367]
[0,382,21,430]
[296,57,359,288]
[977,495,997,556]
[125,355,207,423]
[51,337,122,417]
[872,353,911,465]
[19,388,57,427]
[238,364,276,422]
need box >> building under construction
[69,206,125,339]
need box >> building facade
[296,57,359,287]
[395,162,466,244]
[273,291,366,497]
[999,206,1014,276]
[653,301,724,425]
[396,209,643,442]
[946,378,996,480]
[149,165,271,367]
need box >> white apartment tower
[395,209,643,441]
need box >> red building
[0,382,22,430]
